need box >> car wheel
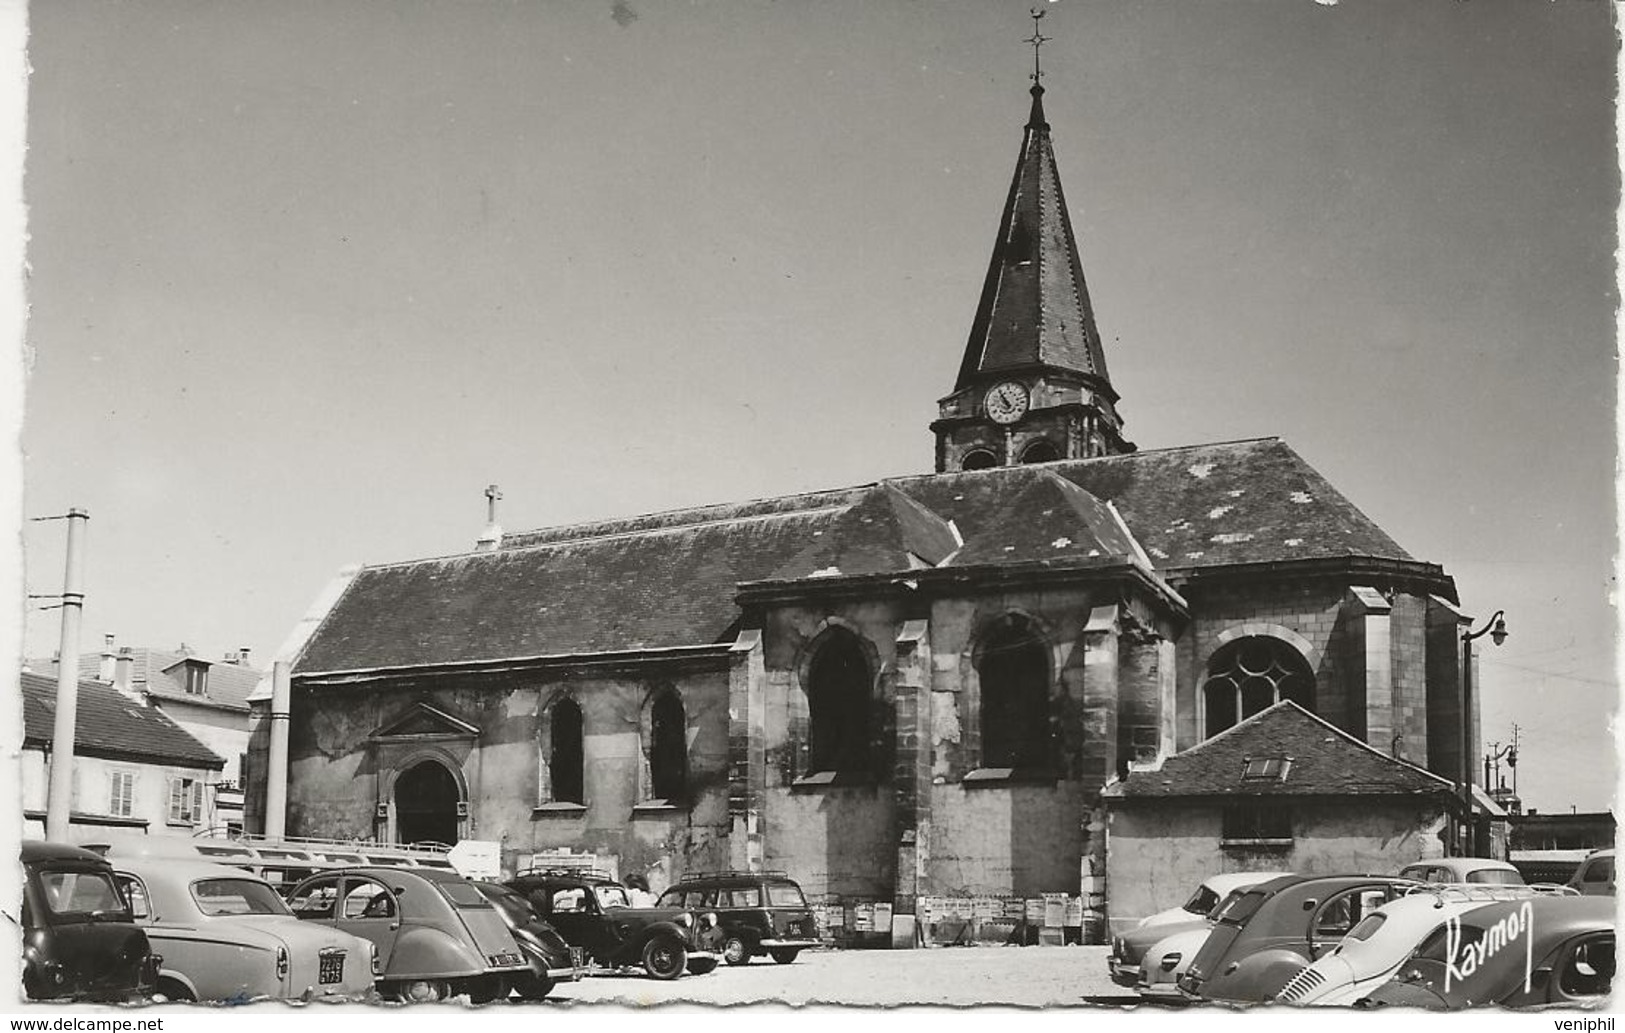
[687,958,719,976]
[722,936,751,966]
[641,936,688,980]
[769,949,801,965]
[512,971,556,1001]
[153,979,195,1004]
[387,979,450,1003]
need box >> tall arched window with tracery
[806,628,872,774]
[1202,635,1315,737]
[976,617,1053,771]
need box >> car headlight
[674,912,693,927]
[1159,952,1182,972]
[703,912,719,929]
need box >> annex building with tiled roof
[19,671,225,842]
[250,79,1483,942]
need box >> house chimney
[113,646,139,702]
[475,483,504,552]
[239,646,251,667]
[98,634,116,682]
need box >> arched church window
[1202,636,1315,738]
[1020,439,1061,464]
[977,617,1052,770]
[806,629,872,774]
[549,697,585,804]
[648,689,687,802]
[962,448,998,471]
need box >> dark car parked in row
[657,870,819,966]
[21,841,156,1003]
[1360,895,1615,1010]
[470,881,585,999]
[505,868,720,980]
[285,865,529,1002]
[1179,874,1422,1003]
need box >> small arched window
[977,618,1052,770]
[806,629,872,774]
[1202,636,1315,737]
[961,448,998,471]
[549,697,585,804]
[1020,439,1061,464]
[648,690,687,802]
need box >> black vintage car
[657,870,819,966]
[505,868,720,980]
[21,841,156,1003]
[470,881,585,1000]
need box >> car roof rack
[513,866,619,882]
[679,870,794,882]
[1402,882,1579,904]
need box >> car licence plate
[318,950,345,985]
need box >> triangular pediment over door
[369,701,480,741]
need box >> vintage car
[285,865,529,1002]
[21,841,156,1003]
[1178,874,1421,1003]
[1398,857,1525,886]
[1133,871,1291,933]
[1108,873,1284,989]
[1274,884,1567,1006]
[657,870,819,966]
[1359,895,1615,1009]
[1133,887,1267,1000]
[1567,848,1615,896]
[506,868,720,979]
[108,857,376,1003]
[470,881,585,999]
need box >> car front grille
[569,947,585,969]
[318,950,346,985]
[1276,966,1323,1003]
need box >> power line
[1479,657,1617,688]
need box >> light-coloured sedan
[110,858,376,1003]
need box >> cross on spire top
[1025,7,1052,84]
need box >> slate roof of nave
[294,437,1427,675]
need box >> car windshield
[1345,912,1387,943]
[1207,889,1248,919]
[192,878,294,917]
[595,884,631,909]
[1213,889,1267,925]
[1183,886,1220,916]
[656,889,681,908]
[766,882,806,907]
[1465,869,1524,886]
[38,869,127,919]
[435,879,494,908]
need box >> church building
[248,76,1481,938]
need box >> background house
[36,636,258,833]
[20,670,225,842]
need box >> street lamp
[1460,609,1508,855]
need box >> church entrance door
[394,760,461,847]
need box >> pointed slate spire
[955,82,1113,394]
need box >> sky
[12,0,1620,813]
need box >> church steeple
[932,18,1132,473]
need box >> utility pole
[42,508,88,842]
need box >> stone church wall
[282,667,733,890]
